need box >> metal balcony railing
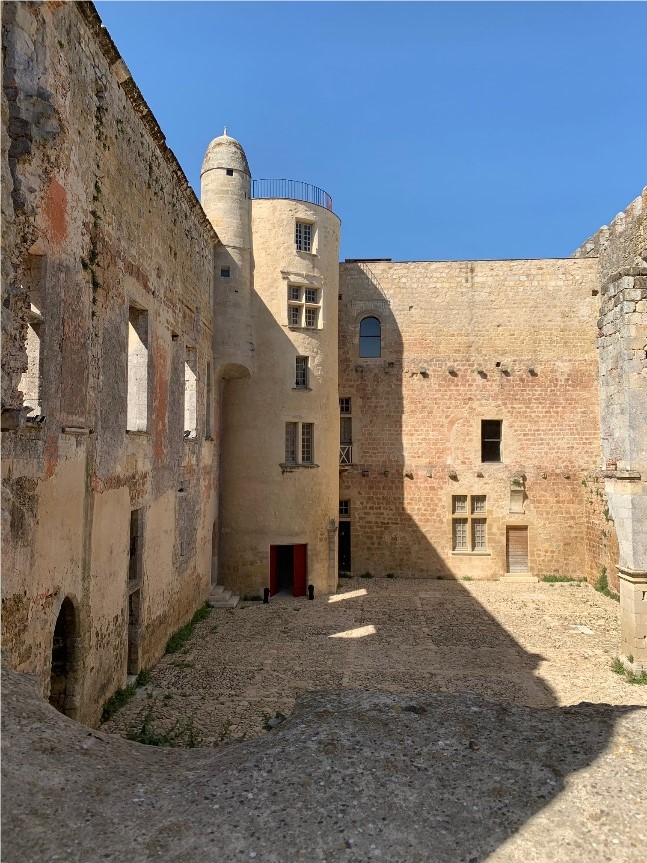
[252,179,333,212]
[339,445,352,466]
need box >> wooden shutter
[507,527,528,573]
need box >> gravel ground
[102,579,647,746]
[4,579,646,863]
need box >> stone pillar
[619,568,647,669]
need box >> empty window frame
[295,221,313,253]
[127,305,149,432]
[295,356,309,388]
[451,495,487,552]
[359,316,381,358]
[339,397,352,465]
[284,421,315,466]
[19,254,46,418]
[481,420,502,462]
[184,346,197,439]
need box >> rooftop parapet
[252,179,333,212]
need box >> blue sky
[96,2,646,261]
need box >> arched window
[359,316,381,358]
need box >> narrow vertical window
[452,519,468,551]
[340,398,352,465]
[481,420,502,462]
[129,509,143,585]
[472,519,487,551]
[288,305,300,327]
[184,346,197,439]
[285,422,297,464]
[359,316,381,358]
[205,361,213,438]
[19,253,46,419]
[301,423,314,464]
[295,221,312,253]
[127,305,149,432]
[295,356,308,389]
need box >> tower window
[301,423,314,464]
[221,267,230,278]
[295,221,313,253]
[295,356,309,389]
[359,316,381,358]
[481,420,502,462]
[287,284,322,329]
[226,169,234,176]
[304,307,318,328]
[283,421,315,466]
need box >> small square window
[339,500,350,518]
[452,495,468,514]
[471,495,486,514]
[226,169,234,176]
[288,305,300,327]
[304,307,317,328]
[221,267,230,278]
[339,398,351,415]
[295,221,313,253]
[304,288,318,304]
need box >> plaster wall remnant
[1,0,645,726]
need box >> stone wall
[338,258,607,581]
[574,189,647,665]
[1,3,219,723]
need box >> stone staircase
[208,584,240,609]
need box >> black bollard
[308,584,314,600]
[263,587,270,604]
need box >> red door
[269,545,278,596]
[293,544,307,597]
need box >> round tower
[218,180,341,598]
[201,130,253,377]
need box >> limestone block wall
[1,3,218,724]
[574,189,647,665]
[217,198,340,596]
[339,258,603,581]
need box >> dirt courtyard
[103,578,646,746]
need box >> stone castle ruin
[2,2,646,724]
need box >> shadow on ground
[3,665,646,863]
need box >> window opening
[289,285,300,301]
[295,221,312,253]
[304,288,318,304]
[451,495,487,552]
[295,356,308,388]
[184,346,197,438]
[285,422,297,464]
[127,305,149,432]
[288,305,300,327]
[359,316,381,358]
[304,307,318,328]
[19,253,46,418]
[481,420,502,462]
[221,267,230,278]
[339,500,351,518]
[205,362,213,438]
[339,397,352,465]
[226,168,234,176]
[129,509,143,585]
[301,423,314,464]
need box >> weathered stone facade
[1,0,645,728]
[574,190,647,667]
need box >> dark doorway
[339,521,351,572]
[49,597,77,716]
[128,589,141,675]
[269,544,307,597]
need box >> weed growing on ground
[360,571,373,579]
[171,660,194,669]
[542,575,586,584]
[165,603,212,654]
[461,576,473,582]
[594,568,619,602]
[242,594,262,601]
[100,669,150,723]
[385,573,396,579]
[218,719,233,742]
[126,707,202,747]
[611,658,647,685]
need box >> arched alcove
[48,597,79,718]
